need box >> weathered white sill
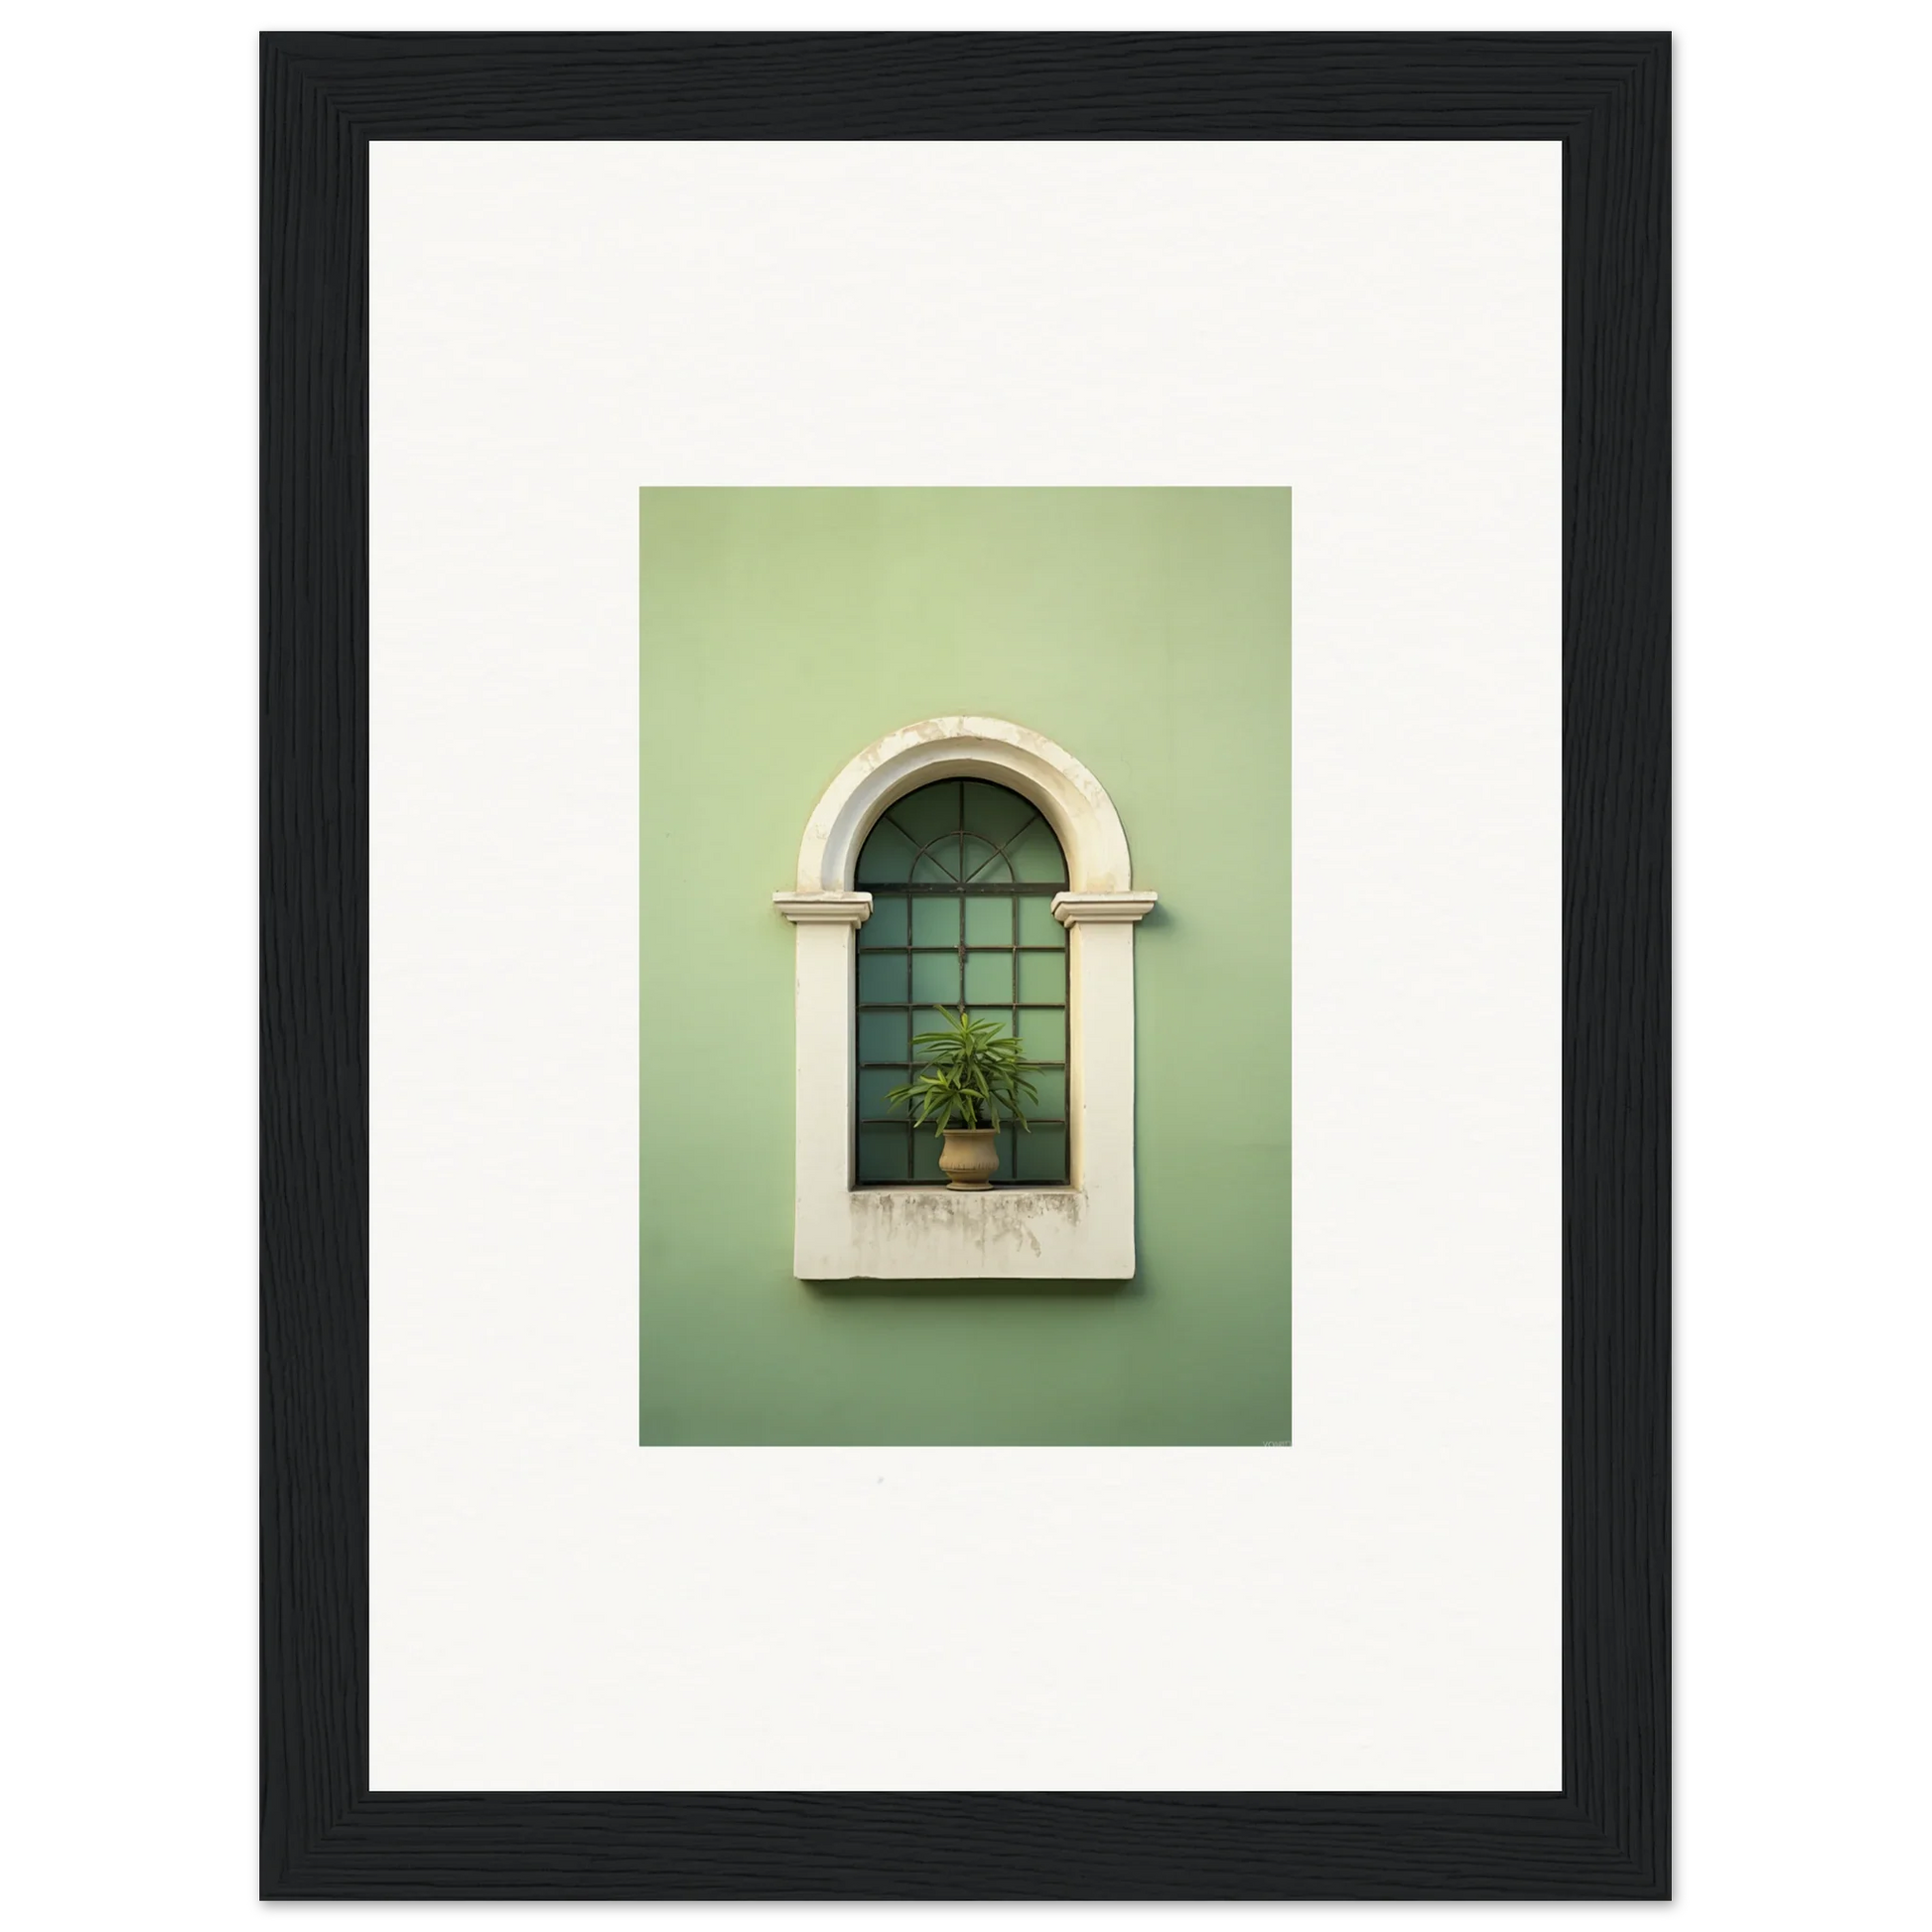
[796,1184,1132,1282]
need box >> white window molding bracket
[773,718,1157,1283]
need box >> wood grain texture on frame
[261,30,1668,1899]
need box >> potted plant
[887,1008,1037,1191]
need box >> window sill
[798,1184,1130,1282]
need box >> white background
[370,137,1559,1793]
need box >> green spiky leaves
[885,1007,1038,1136]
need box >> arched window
[852,779,1070,1185]
[773,716,1156,1280]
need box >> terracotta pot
[938,1127,1000,1191]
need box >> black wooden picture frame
[261,30,1668,1900]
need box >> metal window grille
[853,778,1070,1185]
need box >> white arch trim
[772,716,1156,1281]
[793,715,1134,896]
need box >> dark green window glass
[1017,896,1064,947]
[1015,1125,1068,1183]
[1026,1068,1068,1118]
[857,1123,911,1184]
[911,897,959,947]
[963,951,1014,1003]
[859,895,907,948]
[1019,1009,1066,1061]
[911,952,962,1005]
[1017,949,1067,1005]
[851,778,1070,1186]
[857,1067,908,1120]
[857,950,908,1004]
[963,897,1012,945]
[854,819,917,885]
[857,1009,909,1063]
[909,1006,951,1054]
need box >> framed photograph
[262,31,1668,1899]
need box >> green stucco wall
[639,487,1291,1445]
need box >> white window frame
[773,717,1156,1280]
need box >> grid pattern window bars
[854,779,1070,1185]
